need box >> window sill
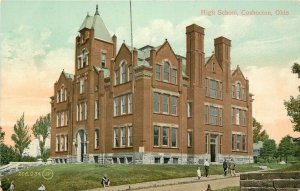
[113,146,133,149]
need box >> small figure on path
[204,159,210,177]
[101,174,110,187]
[223,160,228,176]
[38,183,46,191]
[227,159,231,175]
[9,181,14,191]
[206,184,212,191]
[196,167,201,179]
[230,159,236,176]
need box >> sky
[0,0,299,145]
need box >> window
[204,105,209,124]
[121,95,127,114]
[163,61,170,82]
[155,64,161,80]
[232,134,235,150]
[171,96,177,115]
[65,135,68,151]
[121,127,126,146]
[187,131,192,147]
[56,113,59,127]
[60,135,64,151]
[235,109,240,125]
[101,53,106,68]
[65,111,68,126]
[172,69,177,84]
[128,126,133,146]
[56,136,59,151]
[219,82,223,99]
[210,106,218,125]
[162,127,169,146]
[242,135,247,151]
[219,108,223,126]
[128,65,133,81]
[114,128,119,147]
[80,78,85,94]
[82,49,88,67]
[61,112,64,126]
[115,70,120,85]
[163,94,169,113]
[205,134,209,153]
[60,87,64,102]
[171,128,177,147]
[232,85,235,98]
[120,62,126,84]
[128,94,132,114]
[95,129,100,148]
[79,104,83,121]
[187,102,192,117]
[153,93,160,113]
[242,110,246,126]
[219,135,223,154]
[154,126,160,147]
[84,102,87,120]
[242,88,246,101]
[95,100,99,119]
[236,134,241,150]
[64,88,67,101]
[236,83,241,99]
[205,78,209,96]
[114,97,119,116]
[56,92,59,103]
[210,79,217,98]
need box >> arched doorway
[210,134,218,162]
[76,130,86,162]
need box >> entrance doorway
[76,130,86,162]
[210,135,218,162]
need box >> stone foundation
[51,152,253,164]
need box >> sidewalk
[82,173,240,191]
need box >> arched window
[60,86,64,102]
[163,61,170,82]
[120,62,126,84]
[236,82,241,99]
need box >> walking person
[204,159,210,177]
[196,167,201,179]
[38,183,46,191]
[223,160,228,176]
[9,181,14,191]
[230,159,236,176]
[227,160,231,175]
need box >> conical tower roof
[78,5,112,42]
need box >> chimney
[214,36,231,66]
[112,34,117,57]
[186,24,205,86]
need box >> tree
[284,62,300,132]
[0,144,18,165]
[32,113,50,161]
[0,126,5,144]
[253,118,269,143]
[278,135,295,163]
[11,113,31,156]
[260,139,276,162]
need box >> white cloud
[243,60,300,141]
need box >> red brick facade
[50,8,253,164]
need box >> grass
[2,162,288,191]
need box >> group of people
[222,159,236,176]
[196,158,236,180]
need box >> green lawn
[0,163,278,191]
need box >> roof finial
[95,4,99,15]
